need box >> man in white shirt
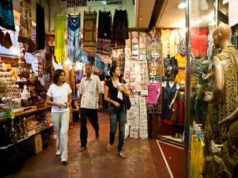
[79,64,103,152]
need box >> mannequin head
[180,81,185,90]
[212,25,231,49]
[194,84,202,96]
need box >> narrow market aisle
[4,112,172,178]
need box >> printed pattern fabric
[205,46,238,154]
[18,0,36,52]
[0,0,15,31]
[36,4,45,50]
[112,10,129,48]
[67,14,82,62]
[83,11,97,52]
[97,11,112,55]
[146,82,161,106]
[54,16,66,63]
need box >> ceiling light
[102,1,107,5]
[178,2,186,9]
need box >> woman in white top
[46,69,72,164]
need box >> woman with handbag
[104,65,130,159]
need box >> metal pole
[184,0,191,177]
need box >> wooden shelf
[0,106,51,122]
[0,125,53,150]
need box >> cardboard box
[34,134,42,154]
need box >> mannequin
[162,77,179,121]
[204,25,238,154]
[170,80,185,137]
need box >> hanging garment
[67,14,81,62]
[36,4,45,50]
[146,82,161,106]
[0,0,15,31]
[162,81,178,120]
[170,30,179,58]
[83,11,97,52]
[205,46,238,154]
[174,54,186,84]
[97,11,112,55]
[191,96,208,124]
[0,30,12,49]
[54,16,66,63]
[112,10,129,48]
[190,135,204,178]
[161,29,171,58]
[177,90,185,126]
[18,0,36,52]
[191,28,208,58]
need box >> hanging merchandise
[18,0,36,53]
[146,82,161,106]
[0,29,13,49]
[36,4,45,50]
[191,28,208,58]
[162,81,179,121]
[147,31,163,82]
[0,0,15,31]
[83,11,97,52]
[190,135,204,178]
[54,16,66,63]
[112,10,129,48]
[67,14,82,62]
[174,53,186,84]
[96,11,112,55]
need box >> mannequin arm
[213,56,224,91]
[219,108,238,125]
[169,90,179,109]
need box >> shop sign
[87,0,125,6]
[63,0,87,7]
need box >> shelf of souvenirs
[0,123,53,150]
[0,105,51,122]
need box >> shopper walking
[104,65,130,159]
[79,64,103,152]
[46,69,72,164]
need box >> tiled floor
[4,112,175,178]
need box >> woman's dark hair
[53,69,65,84]
[110,65,117,77]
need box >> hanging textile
[54,16,66,63]
[36,4,45,50]
[67,14,81,62]
[0,29,12,49]
[18,0,36,52]
[83,11,97,52]
[191,28,208,58]
[190,135,204,178]
[0,0,15,31]
[112,9,129,48]
[146,82,161,106]
[96,11,112,55]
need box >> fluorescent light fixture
[178,2,186,9]
[102,1,107,5]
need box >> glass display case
[185,0,238,177]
